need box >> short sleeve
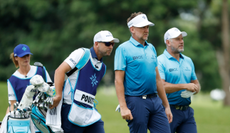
[114,46,126,71]
[7,79,16,101]
[157,56,166,80]
[64,48,85,69]
[151,45,158,67]
[190,59,197,81]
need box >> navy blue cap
[13,44,33,57]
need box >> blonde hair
[127,12,143,23]
[10,53,19,68]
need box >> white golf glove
[115,104,120,112]
[181,90,196,98]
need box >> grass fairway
[0,83,230,132]
[96,87,230,133]
[0,82,9,118]
[191,94,230,133]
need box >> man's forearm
[157,85,170,108]
[115,81,127,109]
[163,82,188,93]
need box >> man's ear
[94,42,99,47]
[130,27,135,34]
[166,39,170,46]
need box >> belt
[170,105,189,111]
[141,93,158,99]
[125,93,158,99]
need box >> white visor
[127,14,154,28]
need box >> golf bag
[29,63,56,133]
[30,82,56,133]
[0,102,34,133]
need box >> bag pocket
[68,102,101,127]
[7,117,31,133]
[31,106,53,133]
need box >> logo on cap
[174,28,179,32]
[142,16,146,19]
[22,46,27,51]
[165,33,169,40]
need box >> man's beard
[171,46,184,53]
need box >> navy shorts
[125,95,170,133]
[61,104,105,133]
[170,106,197,133]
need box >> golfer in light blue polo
[157,27,201,133]
[114,12,172,133]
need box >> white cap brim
[127,14,154,28]
[100,37,119,43]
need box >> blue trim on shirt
[129,36,149,47]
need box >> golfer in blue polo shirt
[157,27,201,133]
[114,12,172,133]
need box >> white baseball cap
[94,30,119,43]
[164,27,187,44]
[127,14,154,28]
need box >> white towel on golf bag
[0,113,35,133]
[46,98,63,133]
[181,90,196,98]
[0,113,10,133]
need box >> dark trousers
[61,104,105,133]
[170,106,197,133]
[125,95,171,133]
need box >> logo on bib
[90,74,98,87]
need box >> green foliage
[0,0,223,91]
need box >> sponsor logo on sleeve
[69,58,77,66]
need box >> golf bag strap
[66,48,90,77]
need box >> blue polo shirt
[157,49,197,105]
[114,37,158,96]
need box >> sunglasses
[99,42,115,47]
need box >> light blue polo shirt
[114,37,158,96]
[157,49,197,105]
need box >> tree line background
[0,0,229,105]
